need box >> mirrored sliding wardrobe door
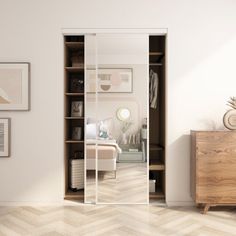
[96,34,149,204]
[85,34,98,203]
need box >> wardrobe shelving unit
[63,32,167,203]
[64,36,85,201]
[149,35,166,201]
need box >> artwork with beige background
[0,63,29,110]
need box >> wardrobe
[149,36,166,201]
[63,30,166,204]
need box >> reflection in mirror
[116,108,131,121]
[96,34,148,203]
[85,34,97,203]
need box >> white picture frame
[0,63,30,110]
[0,118,10,157]
[86,68,133,93]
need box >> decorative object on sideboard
[223,96,236,130]
[0,63,30,110]
[70,75,84,93]
[0,118,10,157]
[72,127,82,140]
[71,101,83,117]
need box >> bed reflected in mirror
[85,34,148,204]
[96,34,148,203]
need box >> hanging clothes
[149,69,159,109]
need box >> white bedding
[86,139,122,153]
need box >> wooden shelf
[65,93,84,96]
[149,162,165,171]
[65,42,84,49]
[149,189,165,199]
[65,66,84,72]
[65,140,84,144]
[149,52,164,65]
[65,117,84,120]
[149,52,164,56]
[150,144,164,151]
[149,63,163,66]
[65,189,84,200]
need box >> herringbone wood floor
[1,205,236,236]
[86,163,147,203]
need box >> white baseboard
[0,201,64,207]
[0,200,195,207]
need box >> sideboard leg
[202,204,211,214]
[196,203,202,208]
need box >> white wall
[0,0,236,205]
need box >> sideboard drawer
[191,131,236,212]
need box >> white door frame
[62,28,168,205]
[62,28,167,35]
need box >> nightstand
[118,144,145,163]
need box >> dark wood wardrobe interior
[64,36,85,201]
[149,35,166,201]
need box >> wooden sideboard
[191,130,236,213]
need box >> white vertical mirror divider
[85,34,97,203]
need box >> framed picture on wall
[86,68,133,93]
[0,63,30,110]
[0,118,10,157]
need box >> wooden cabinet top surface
[191,130,233,133]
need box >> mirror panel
[96,34,149,203]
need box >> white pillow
[86,117,114,139]
[98,118,113,139]
[86,123,96,139]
